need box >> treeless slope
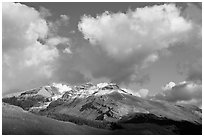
[2,103,201,135]
[2,103,110,135]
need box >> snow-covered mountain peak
[96,82,118,88]
[97,82,109,88]
[51,83,72,94]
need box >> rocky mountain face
[2,82,202,134]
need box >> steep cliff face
[2,82,202,134]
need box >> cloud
[78,4,195,85]
[3,2,201,99]
[44,36,73,55]
[3,3,48,51]
[2,3,58,92]
[63,48,72,54]
[138,88,149,98]
[79,4,192,57]
[2,3,77,94]
[48,14,70,36]
[51,53,89,85]
[142,53,159,68]
[44,14,71,53]
[46,37,70,47]
[182,3,201,25]
[24,43,58,67]
[75,44,150,85]
[153,81,202,107]
[162,81,176,90]
[121,88,149,98]
[178,58,202,83]
[39,6,52,19]
[59,15,70,26]
[182,3,202,49]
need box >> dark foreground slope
[2,103,110,135]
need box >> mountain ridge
[2,82,202,134]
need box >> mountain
[2,82,202,135]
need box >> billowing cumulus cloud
[2,3,57,93]
[2,3,81,94]
[79,4,192,57]
[78,4,195,85]
[153,81,202,107]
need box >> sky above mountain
[2,2,202,107]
